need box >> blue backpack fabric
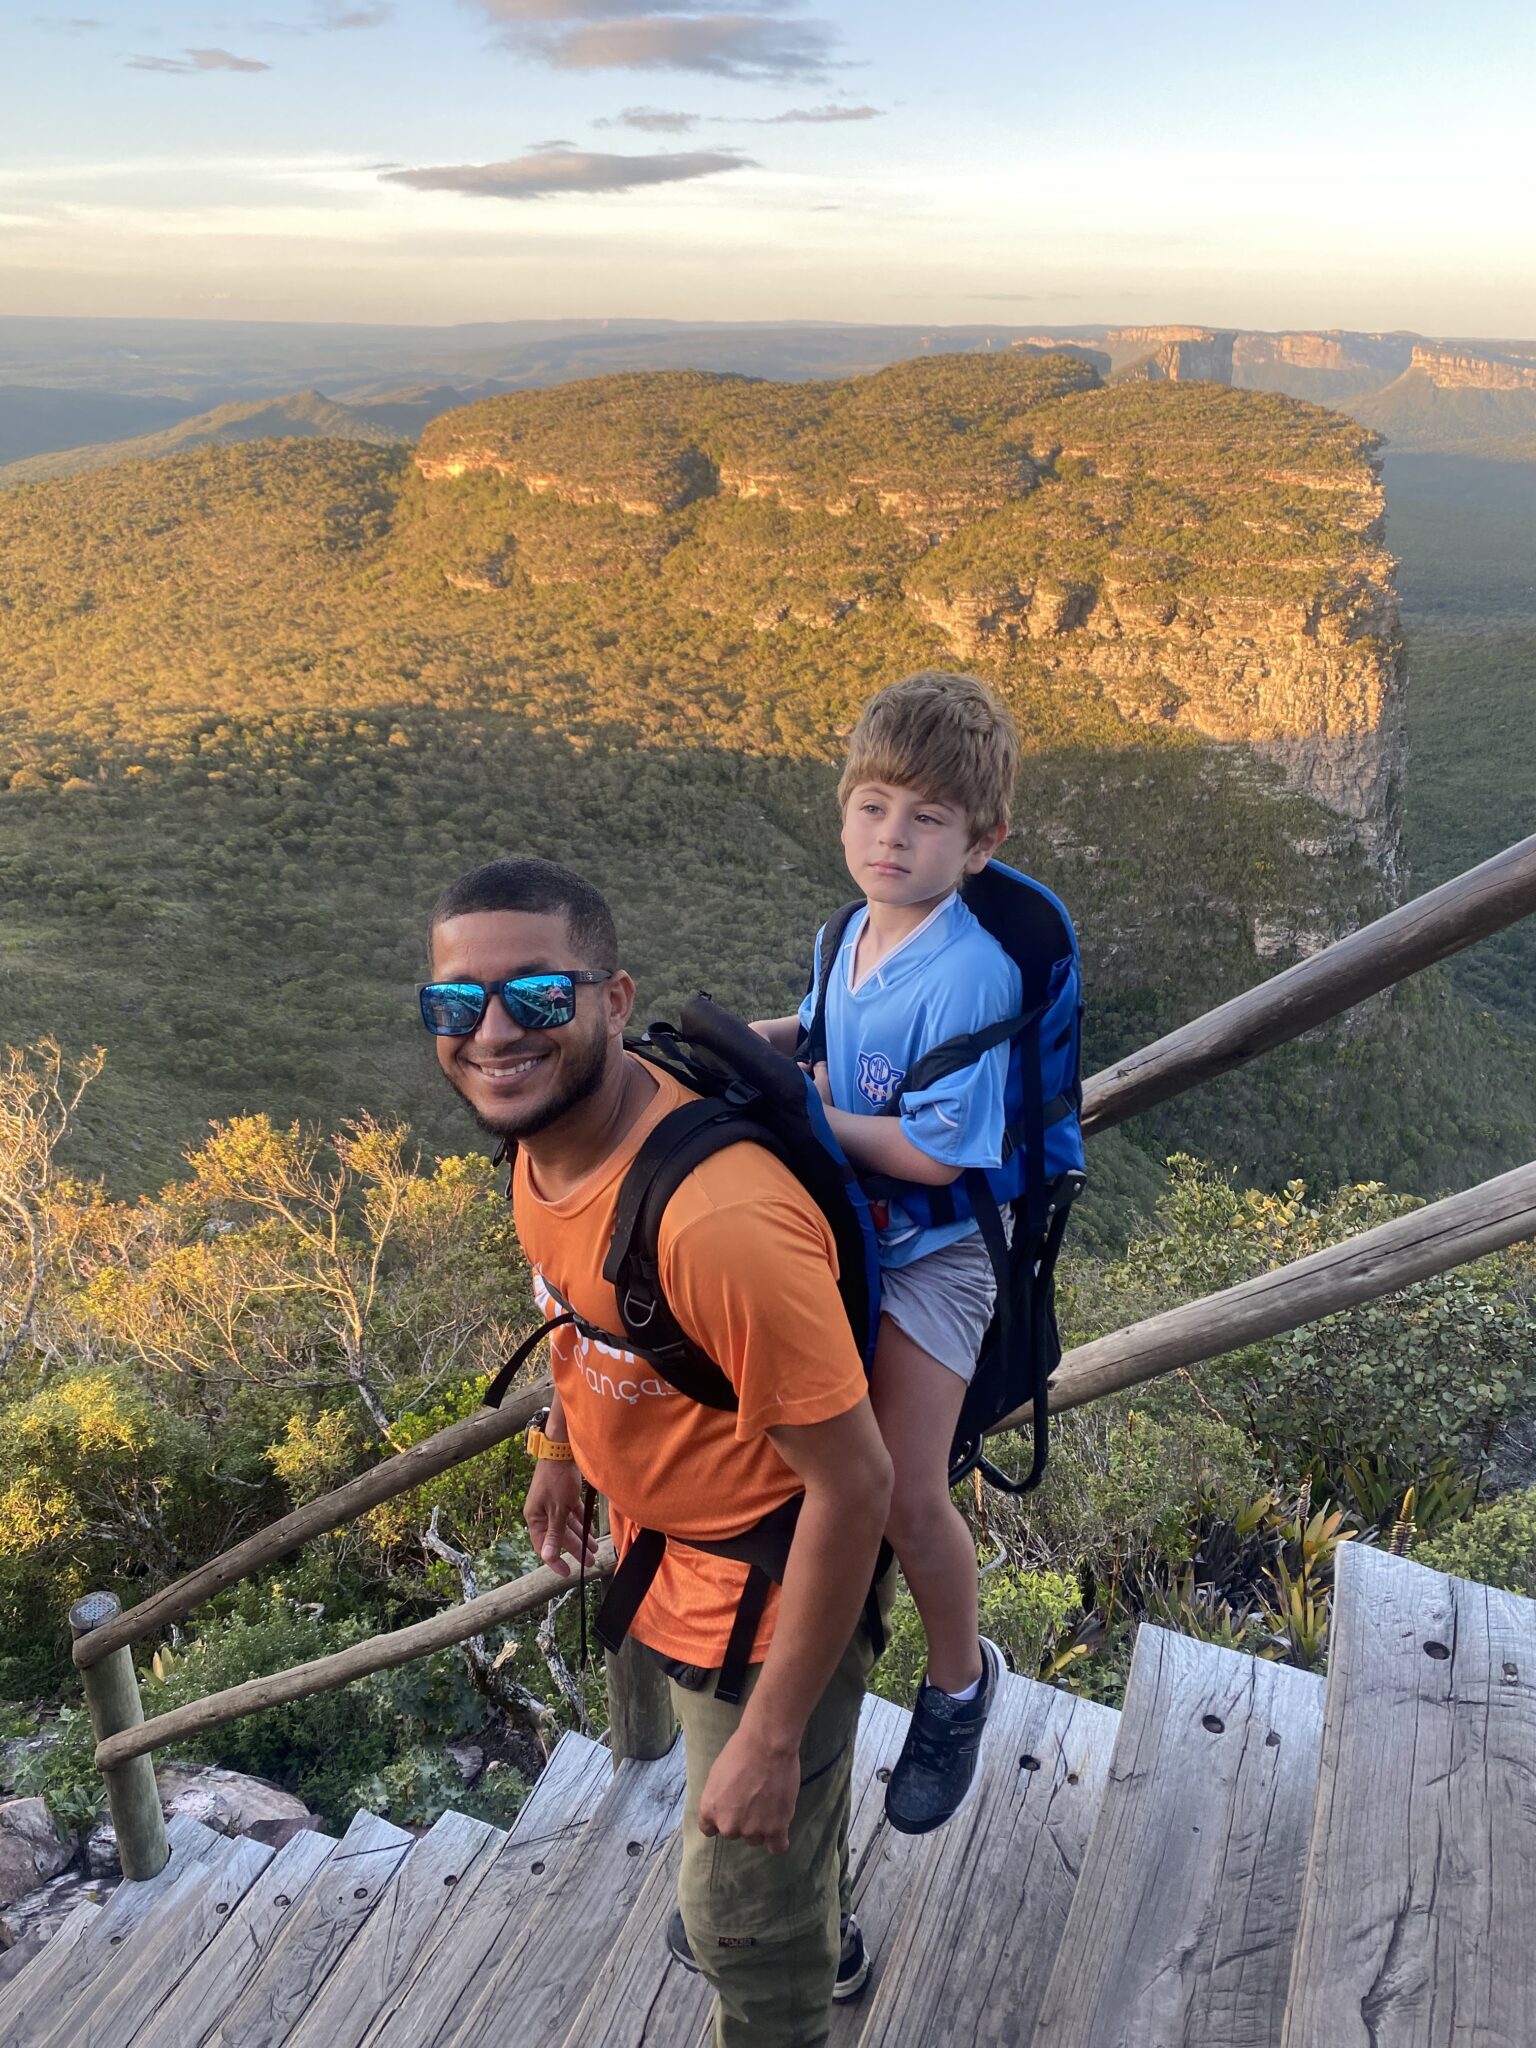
[801,860,1086,1495]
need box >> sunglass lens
[503,975,576,1029]
[420,983,487,1036]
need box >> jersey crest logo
[856,1050,905,1108]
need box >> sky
[3,0,1534,333]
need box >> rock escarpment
[1407,344,1536,390]
[415,357,1406,869]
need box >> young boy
[755,670,1022,1834]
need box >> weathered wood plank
[132,1828,338,2048]
[997,1156,1536,1438]
[1032,1628,1323,2048]
[0,1907,97,2029]
[436,1738,687,2048]
[201,1811,414,2048]
[1283,1542,1536,2048]
[284,1811,499,2048]
[571,1692,914,2048]
[0,1815,223,2048]
[858,1674,1119,2048]
[36,1834,274,2048]
[826,1693,925,2048]
[359,1730,613,2047]
[1082,830,1536,1136]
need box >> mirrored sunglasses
[418,970,612,1037]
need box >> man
[423,856,894,2047]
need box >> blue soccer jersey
[797,892,1022,1268]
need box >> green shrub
[869,1564,1081,1709]
[1416,1489,1536,1597]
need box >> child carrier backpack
[799,859,1086,1497]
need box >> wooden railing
[74,831,1536,1878]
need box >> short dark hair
[428,857,619,969]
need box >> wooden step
[561,1692,917,2048]
[34,1832,274,2048]
[856,1671,1118,2048]
[283,1811,501,2048]
[132,1829,339,2048]
[432,1737,688,2047]
[1031,1627,1323,2048]
[0,1814,224,2048]
[1283,1541,1536,2048]
[355,1728,612,2046]
[198,1810,414,2047]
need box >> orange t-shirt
[511,1059,869,1668]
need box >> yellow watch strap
[527,1425,575,1463]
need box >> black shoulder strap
[886,1000,1049,1113]
[601,1099,783,1411]
[800,900,863,1066]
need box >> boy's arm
[749,1014,802,1054]
[696,1398,892,1853]
[821,1103,963,1185]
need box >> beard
[445,1024,610,1146]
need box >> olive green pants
[667,1569,893,2048]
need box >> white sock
[944,1674,981,1703]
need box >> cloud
[381,146,752,199]
[595,105,699,132]
[127,47,272,72]
[316,1,394,23]
[469,0,733,17]
[741,101,880,123]
[531,15,836,79]
[527,136,579,148]
[34,15,101,28]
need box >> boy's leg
[870,1312,980,1693]
[669,1571,892,2048]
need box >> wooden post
[604,1640,677,1765]
[69,1592,168,1881]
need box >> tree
[0,1037,105,1375]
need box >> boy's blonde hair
[838,671,1019,840]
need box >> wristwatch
[526,1408,575,1462]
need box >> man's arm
[696,1397,892,1853]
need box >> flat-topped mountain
[417,356,1402,858]
[2,350,1526,1202]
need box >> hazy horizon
[5,1,1535,334]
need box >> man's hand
[697,1726,800,1854]
[524,1459,596,1578]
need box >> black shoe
[666,1907,871,2000]
[884,1636,1006,1836]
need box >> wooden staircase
[7,1543,1531,2048]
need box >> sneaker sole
[833,1953,872,2000]
[884,1636,1008,1837]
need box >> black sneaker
[884,1636,1006,1836]
[666,1907,871,1999]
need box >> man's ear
[605,969,637,1037]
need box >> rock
[87,1766,314,1880]
[0,1800,75,1911]
[0,1867,117,1949]
[446,1742,485,1788]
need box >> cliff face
[1409,344,1536,391]
[415,361,1406,870]
[1106,328,1236,384]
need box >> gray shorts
[879,1230,1000,1384]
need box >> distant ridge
[0,386,480,486]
